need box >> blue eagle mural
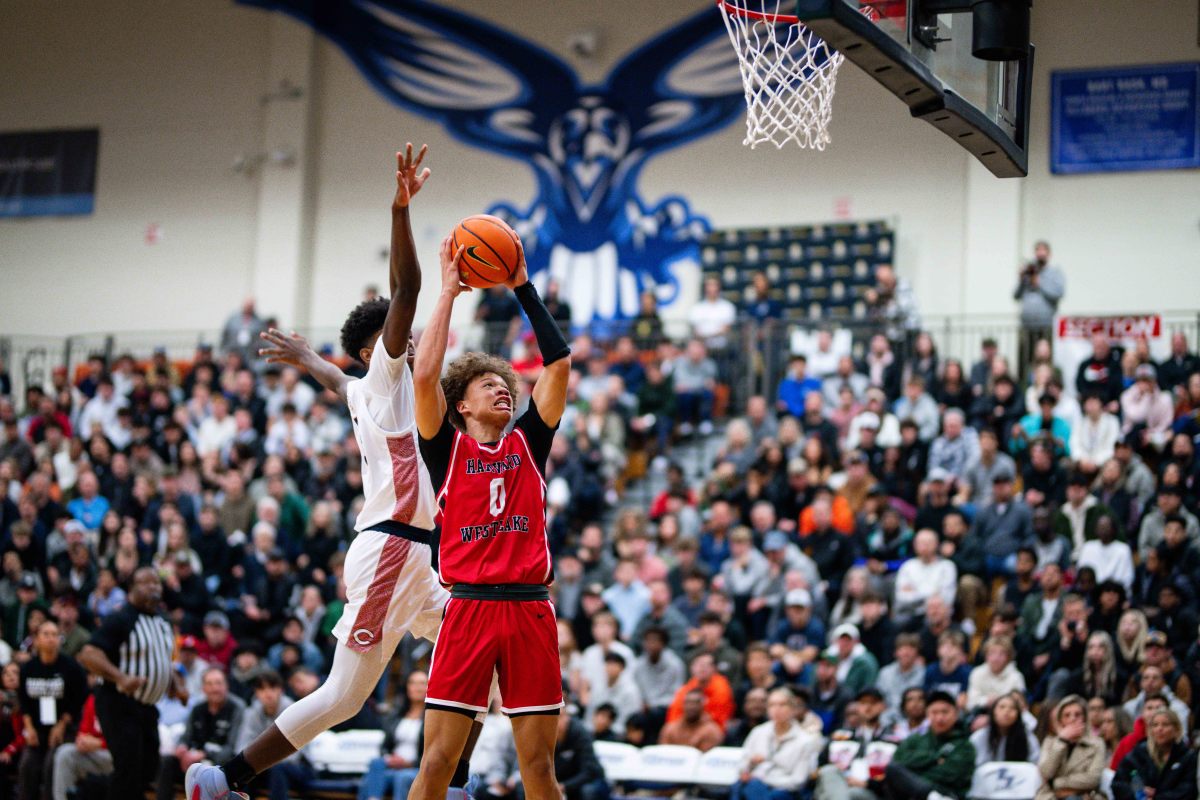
[238,0,747,322]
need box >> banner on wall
[1054,314,1169,396]
[0,129,99,217]
[1050,63,1200,174]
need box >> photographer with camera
[1014,241,1065,380]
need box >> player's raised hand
[503,234,530,289]
[439,234,470,298]
[393,143,430,209]
[259,329,314,367]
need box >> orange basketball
[451,214,521,289]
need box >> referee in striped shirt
[79,567,182,800]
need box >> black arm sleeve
[514,398,558,475]
[418,414,457,494]
[513,282,570,365]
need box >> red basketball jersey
[435,426,551,586]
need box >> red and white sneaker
[185,763,249,800]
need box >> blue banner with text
[1051,63,1200,175]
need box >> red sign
[1056,314,1162,341]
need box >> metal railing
[4,311,1199,416]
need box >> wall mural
[238,0,745,323]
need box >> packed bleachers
[2,267,1200,800]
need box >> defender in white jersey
[188,144,460,800]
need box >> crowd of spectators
[1,265,1200,800]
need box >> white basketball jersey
[346,337,438,532]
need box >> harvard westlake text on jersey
[464,454,522,475]
[460,514,531,543]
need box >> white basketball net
[718,0,848,150]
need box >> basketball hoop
[717,0,863,150]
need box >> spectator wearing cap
[600,560,651,642]
[865,690,974,800]
[777,355,823,418]
[163,548,212,635]
[1070,393,1120,474]
[927,409,979,482]
[973,465,1033,577]
[1128,631,1192,706]
[666,652,736,731]
[846,391,901,452]
[1121,363,1174,450]
[893,376,940,443]
[659,688,725,751]
[892,530,956,627]
[197,611,237,670]
[1137,486,1199,560]
[177,635,211,699]
[825,624,879,697]
[769,586,824,671]
[733,687,824,800]
[814,687,891,800]
[808,652,852,732]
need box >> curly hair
[441,351,519,431]
[339,298,390,365]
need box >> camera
[1067,620,1077,633]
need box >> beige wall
[1,0,1196,338]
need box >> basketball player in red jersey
[409,235,572,800]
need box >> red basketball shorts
[426,597,563,716]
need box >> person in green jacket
[826,624,879,696]
[873,690,975,800]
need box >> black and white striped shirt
[87,603,176,705]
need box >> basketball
[451,214,521,289]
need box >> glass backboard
[797,0,1032,177]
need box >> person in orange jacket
[797,486,855,536]
[665,652,736,731]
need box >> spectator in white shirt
[966,636,1026,713]
[265,367,316,419]
[195,394,237,458]
[734,688,824,800]
[689,276,737,349]
[264,404,311,457]
[1075,515,1134,591]
[579,612,636,697]
[75,377,127,444]
[585,652,643,736]
[1070,393,1120,474]
[893,529,957,624]
[1120,364,1174,451]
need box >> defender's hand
[259,329,312,367]
[439,235,470,297]
[393,143,430,209]
[503,234,529,289]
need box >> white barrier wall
[1,0,1196,337]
